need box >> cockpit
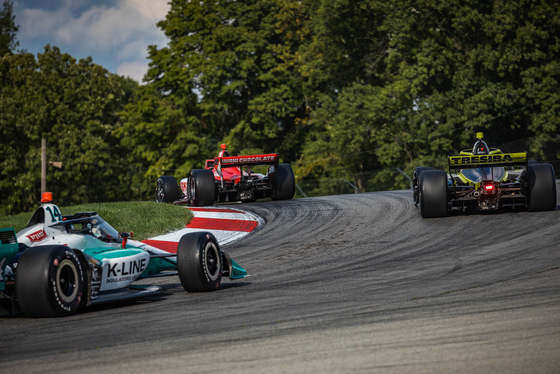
[65,215,120,242]
[472,139,490,155]
[460,132,507,184]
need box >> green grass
[0,201,193,241]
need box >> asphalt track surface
[1,185,559,374]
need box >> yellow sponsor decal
[448,152,527,167]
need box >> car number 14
[45,205,63,223]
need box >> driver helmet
[218,143,230,157]
[472,140,489,155]
[90,218,110,240]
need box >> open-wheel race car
[413,132,557,218]
[0,193,248,317]
[156,144,295,206]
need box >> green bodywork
[0,228,19,291]
[83,246,177,276]
[85,247,145,260]
[142,256,177,275]
[141,251,248,279]
[83,245,248,279]
[229,258,248,279]
[1,229,247,290]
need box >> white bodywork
[16,203,150,293]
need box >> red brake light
[483,183,496,194]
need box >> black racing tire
[413,167,434,206]
[527,163,557,211]
[177,232,222,292]
[419,170,448,218]
[16,246,84,317]
[272,163,295,200]
[156,175,178,203]
[187,169,216,206]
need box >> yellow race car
[413,132,557,218]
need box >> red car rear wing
[213,153,279,168]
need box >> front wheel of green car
[177,232,223,292]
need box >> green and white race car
[413,132,557,218]
[0,194,248,317]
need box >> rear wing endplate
[448,152,527,170]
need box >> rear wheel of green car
[16,246,84,317]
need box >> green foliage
[0,46,138,215]
[120,0,312,198]
[296,83,384,193]
[0,0,18,56]
[298,0,559,197]
[2,0,560,211]
[117,84,204,196]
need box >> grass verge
[0,201,193,241]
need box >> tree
[373,0,560,167]
[0,46,138,215]
[120,0,560,199]
[120,0,312,198]
[292,0,560,195]
[0,0,18,56]
[294,0,392,194]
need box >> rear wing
[448,152,527,170]
[215,153,279,168]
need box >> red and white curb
[141,207,263,253]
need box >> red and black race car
[156,145,295,206]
